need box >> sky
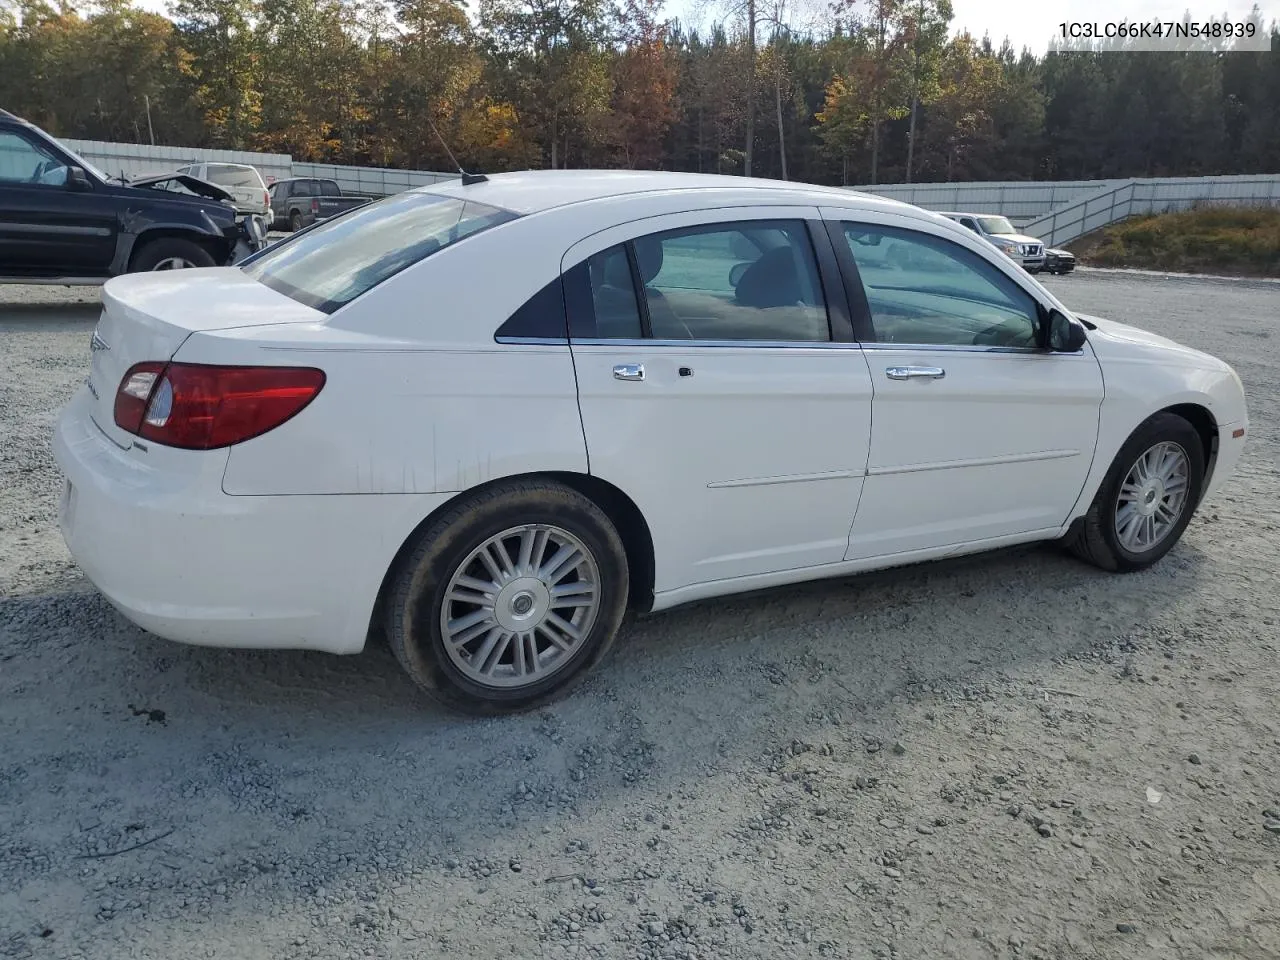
[127,0,1275,56]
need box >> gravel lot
[2,271,1278,960]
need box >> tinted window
[587,245,643,338]
[627,221,829,341]
[318,180,341,196]
[839,223,1040,348]
[204,163,264,188]
[494,277,568,340]
[0,131,66,185]
[242,191,519,312]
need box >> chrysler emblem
[90,329,110,353]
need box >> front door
[565,207,874,595]
[822,211,1105,559]
[0,129,116,276]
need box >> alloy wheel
[151,256,198,270]
[439,524,601,689]
[1114,440,1191,553]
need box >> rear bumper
[52,387,451,654]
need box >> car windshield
[977,216,1017,236]
[241,191,518,312]
[204,164,264,188]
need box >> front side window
[242,191,518,312]
[583,220,829,342]
[0,131,67,186]
[839,223,1041,348]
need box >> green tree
[169,0,261,148]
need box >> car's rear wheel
[1065,412,1206,572]
[289,211,303,232]
[131,238,216,272]
[385,479,629,714]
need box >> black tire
[384,479,629,714]
[289,211,303,232]
[130,237,216,272]
[1064,412,1206,572]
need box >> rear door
[0,128,116,276]
[822,209,1104,558]
[564,206,874,595]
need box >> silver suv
[940,212,1045,273]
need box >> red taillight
[311,198,319,214]
[113,362,325,450]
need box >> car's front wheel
[1065,412,1206,572]
[385,480,629,714]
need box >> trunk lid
[87,268,324,448]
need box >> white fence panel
[61,139,457,196]
[65,139,294,182]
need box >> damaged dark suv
[0,109,267,283]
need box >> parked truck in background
[269,177,374,231]
[938,211,1047,273]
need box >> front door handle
[613,363,645,382]
[885,366,945,381]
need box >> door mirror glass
[66,165,91,190]
[1048,309,1087,352]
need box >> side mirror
[1047,309,1087,352]
[66,166,91,191]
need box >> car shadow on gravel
[4,537,1206,740]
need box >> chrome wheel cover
[1114,441,1190,553]
[439,524,600,689]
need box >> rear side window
[318,180,341,196]
[204,163,265,188]
[242,191,519,313]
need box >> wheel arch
[1161,402,1219,503]
[365,471,657,647]
[118,226,232,272]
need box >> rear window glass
[241,191,518,312]
[204,163,265,188]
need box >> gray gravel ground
[1,270,1278,960]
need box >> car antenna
[429,119,487,186]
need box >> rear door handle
[885,366,945,381]
[613,363,645,382]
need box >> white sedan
[53,171,1248,713]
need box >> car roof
[412,169,919,218]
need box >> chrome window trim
[495,335,1084,356]
[861,341,1044,355]
[568,337,862,350]
[495,335,570,345]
